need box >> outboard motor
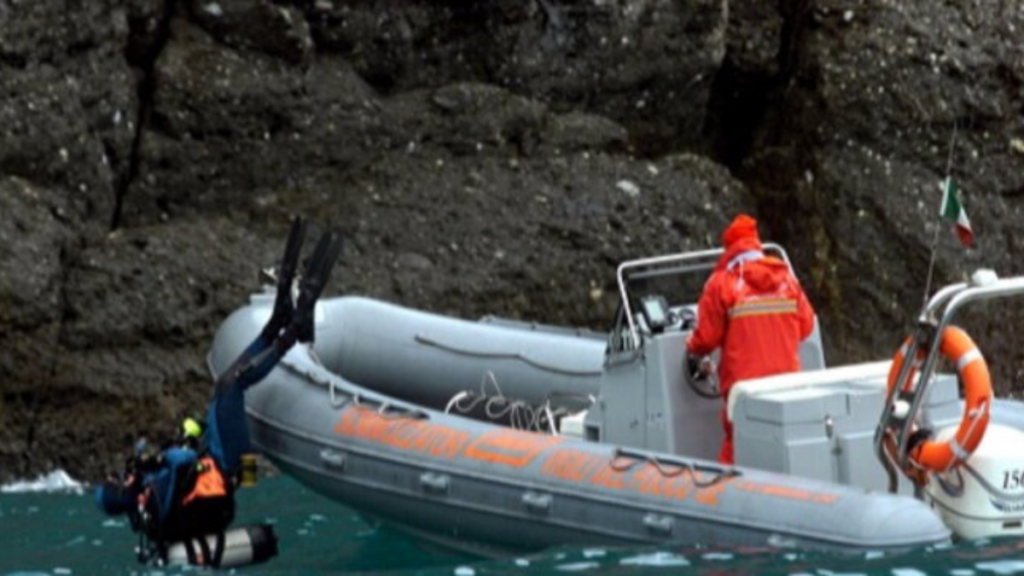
[876,272,1024,541]
[924,424,1024,539]
[164,523,278,568]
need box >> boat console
[584,244,827,462]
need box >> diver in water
[95,217,342,567]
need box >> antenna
[921,122,958,316]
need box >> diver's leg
[212,217,307,394]
[206,386,249,477]
[258,217,307,344]
[207,223,341,475]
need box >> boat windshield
[611,243,794,351]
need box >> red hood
[713,237,764,272]
[741,255,791,291]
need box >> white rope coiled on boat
[445,371,577,435]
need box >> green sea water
[3,473,1024,575]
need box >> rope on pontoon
[609,447,741,487]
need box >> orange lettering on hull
[627,465,690,501]
[540,449,603,482]
[462,429,563,467]
[333,407,469,458]
[733,480,839,504]
[590,464,628,490]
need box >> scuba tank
[164,523,277,568]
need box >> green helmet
[182,417,203,439]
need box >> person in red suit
[686,214,815,464]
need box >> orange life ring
[886,326,992,473]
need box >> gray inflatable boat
[208,245,1024,554]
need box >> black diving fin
[215,217,340,389]
[292,230,343,344]
[260,217,308,343]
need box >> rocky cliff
[0,0,1021,482]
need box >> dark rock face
[0,1,138,227]
[1,0,1023,482]
[732,0,1024,392]
[197,0,728,151]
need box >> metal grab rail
[614,243,794,349]
[875,272,1024,492]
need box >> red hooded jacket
[687,236,815,394]
[686,216,815,463]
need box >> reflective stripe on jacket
[686,245,815,397]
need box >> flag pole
[921,122,958,315]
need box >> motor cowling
[924,423,1024,539]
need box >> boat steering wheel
[679,307,721,399]
[684,358,721,399]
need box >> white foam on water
[54,568,72,575]
[976,560,1024,575]
[309,513,326,522]
[702,552,734,561]
[817,571,867,576]
[62,535,86,547]
[513,558,530,567]
[892,569,927,576]
[865,551,885,560]
[101,519,125,529]
[454,567,475,576]
[619,552,690,568]
[1,470,84,495]
[556,562,599,572]
[582,548,606,559]
[950,570,976,576]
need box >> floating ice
[620,551,690,567]
[892,569,928,576]
[556,562,599,571]
[1,470,84,495]
[62,536,86,547]
[976,560,1024,575]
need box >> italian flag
[940,177,974,248]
